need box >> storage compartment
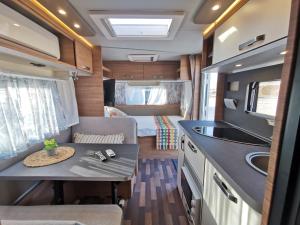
[203,160,261,225]
[144,62,179,80]
[0,2,60,59]
[213,0,291,64]
[74,40,93,73]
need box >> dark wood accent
[104,61,180,80]
[261,0,300,224]
[58,35,76,66]
[179,55,191,80]
[192,54,202,120]
[74,40,93,73]
[201,34,214,68]
[37,0,95,37]
[143,62,179,80]
[75,46,104,116]
[214,73,226,121]
[203,0,249,38]
[116,104,181,116]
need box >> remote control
[95,151,107,161]
[105,149,116,158]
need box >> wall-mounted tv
[103,79,115,106]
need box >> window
[107,18,172,37]
[200,73,218,120]
[89,11,184,40]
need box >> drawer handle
[181,136,185,151]
[213,173,237,203]
[81,66,90,71]
[239,34,265,51]
[188,141,197,153]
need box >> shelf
[202,38,287,74]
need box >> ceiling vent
[128,54,159,62]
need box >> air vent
[128,54,159,62]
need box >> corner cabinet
[74,40,93,73]
[202,160,261,225]
[213,0,292,64]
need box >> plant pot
[46,148,57,156]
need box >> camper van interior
[0,0,299,225]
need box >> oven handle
[188,141,197,153]
[213,173,237,203]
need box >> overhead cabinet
[74,40,93,73]
[213,0,292,64]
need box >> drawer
[184,136,205,187]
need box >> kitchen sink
[246,152,270,176]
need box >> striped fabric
[74,133,124,144]
[154,116,178,150]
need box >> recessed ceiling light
[13,23,20,27]
[58,9,67,15]
[235,64,242,67]
[212,4,221,11]
[280,50,288,55]
[74,23,80,29]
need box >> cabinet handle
[181,136,185,151]
[81,66,90,71]
[238,34,265,51]
[213,173,237,203]
[188,141,197,153]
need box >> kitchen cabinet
[213,0,292,64]
[74,40,93,73]
[202,160,261,225]
[177,130,185,197]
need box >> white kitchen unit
[213,0,292,64]
[203,160,261,225]
[177,130,185,198]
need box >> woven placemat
[23,146,75,167]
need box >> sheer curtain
[0,74,67,159]
[148,87,167,105]
[125,85,146,105]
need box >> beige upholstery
[72,117,137,144]
[0,205,122,225]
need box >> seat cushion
[73,133,124,144]
[0,205,122,225]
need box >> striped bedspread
[154,116,178,150]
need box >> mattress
[129,116,183,137]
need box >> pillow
[0,221,84,225]
[104,106,127,117]
[74,133,124,144]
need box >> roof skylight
[107,18,172,37]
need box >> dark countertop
[0,143,139,182]
[179,120,269,213]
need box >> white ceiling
[69,0,206,61]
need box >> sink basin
[246,152,270,176]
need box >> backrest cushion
[74,133,124,144]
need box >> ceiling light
[280,50,288,55]
[13,23,20,27]
[74,23,80,29]
[235,64,242,67]
[218,26,237,42]
[212,4,221,11]
[58,9,67,15]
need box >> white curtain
[148,87,167,105]
[56,77,79,127]
[125,85,146,105]
[0,74,67,159]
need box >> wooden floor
[123,158,188,225]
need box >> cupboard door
[144,63,179,80]
[75,41,93,73]
[111,63,144,80]
[203,160,261,225]
[213,0,292,64]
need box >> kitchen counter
[179,120,269,213]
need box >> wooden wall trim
[261,0,300,224]
[75,46,104,117]
[116,104,181,116]
[214,73,226,121]
[192,54,202,120]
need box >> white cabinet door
[203,160,261,225]
[213,0,292,64]
[177,130,185,196]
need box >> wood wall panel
[261,0,300,224]
[180,55,191,80]
[192,54,202,120]
[75,46,104,117]
[103,61,180,80]
[214,73,226,121]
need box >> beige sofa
[0,205,122,225]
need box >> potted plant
[44,138,58,156]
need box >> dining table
[0,143,139,205]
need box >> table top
[0,143,139,182]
